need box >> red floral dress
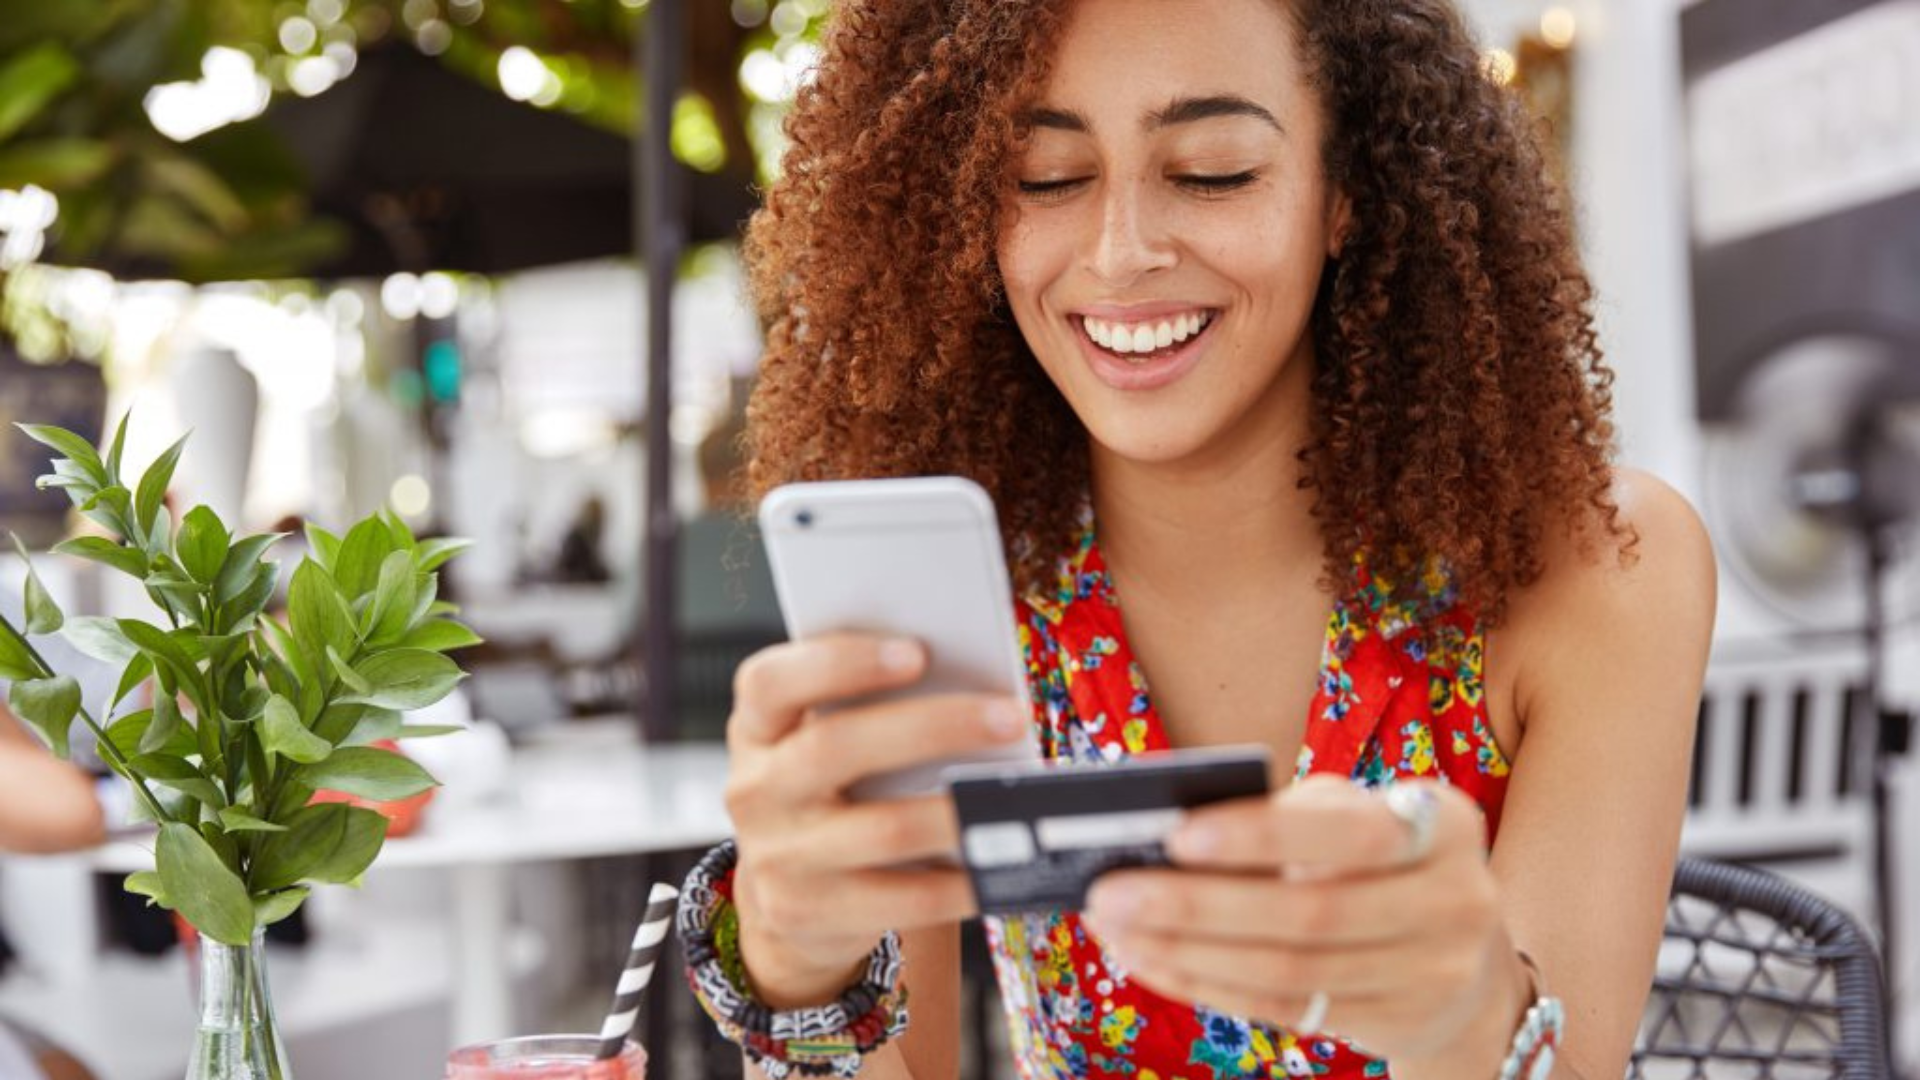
[984,523,1513,1080]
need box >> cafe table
[85,727,734,1060]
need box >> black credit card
[945,745,1272,915]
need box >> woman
[686,0,1716,1077]
[0,699,107,1080]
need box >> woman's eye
[1173,170,1260,195]
[1016,177,1090,200]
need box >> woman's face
[997,0,1348,470]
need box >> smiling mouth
[1078,310,1217,362]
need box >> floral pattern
[986,526,1512,1079]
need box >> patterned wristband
[677,840,911,1078]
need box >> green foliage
[1,417,480,946]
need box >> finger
[1083,868,1419,948]
[1093,923,1413,1002]
[729,634,927,748]
[776,692,1028,797]
[1170,777,1482,875]
[1101,943,1385,1037]
[772,794,962,871]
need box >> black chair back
[1631,857,1891,1079]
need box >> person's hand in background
[0,705,104,854]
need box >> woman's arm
[1478,467,1717,1078]
[744,923,964,1080]
[0,705,107,853]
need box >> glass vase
[186,928,294,1080]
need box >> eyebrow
[1021,94,1285,135]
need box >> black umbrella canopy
[241,42,751,278]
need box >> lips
[1071,308,1217,392]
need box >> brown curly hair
[742,0,1626,620]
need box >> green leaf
[339,707,401,747]
[364,550,416,645]
[157,823,254,946]
[10,534,62,634]
[288,560,356,666]
[111,653,154,712]
[248,803,347,891]
[299,745,437,802]
[398,619,483,653]
[139,694,183,755]
[176,506,229,584]
[119,619,201,693]
[217,808,287,833]
[343,649,463,711]
[262,616,320,719]
[304,523,341,572]
[0,619,37,681]
[129,753,224,808]
[16,423,104,485]
[61,615,137,666]
[144,152,249,233]
[416,537,473,573]
[0,43,81,143]
[142,505,173,559]
[106,708,194,760]
[215,533,282,604]
[143,572,203,620]
[70,488,135,545]
[105,413,129,484]
[124,870,169,908]
[254,886,309,926]
[312,702,378,745]
[225,563,278,623]
[326,646,371,695]
[0,138,115,189]
[380,507,418,551]
[261,694,331,765]
[396,724,466,739]
[8,675,79,758]
[309,806,388,884]
[333,518,397,602]
[134,435,188,540]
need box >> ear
[1326,187,1354,258]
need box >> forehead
[1036,0,1308,119]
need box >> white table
[88,733,734,1049]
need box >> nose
[1083,177,1175,287]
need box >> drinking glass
[445,1035,647,1080]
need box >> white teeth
[1081,311,1211,358]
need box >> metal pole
[638,0,683,744]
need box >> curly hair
[742,0,1627,620]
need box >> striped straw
[596,882,680,1060]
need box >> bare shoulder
[1501,467,1718,722]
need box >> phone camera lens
[794,509,814,528]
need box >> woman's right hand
[723,633,1029,1007]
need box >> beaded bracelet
[677,840,911,1078]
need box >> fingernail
[880,639,923,672]
[985,699,1027,739]
[1170,820,1217,860]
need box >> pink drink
[445,1035,647,1080]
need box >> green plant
[0,416,480,946]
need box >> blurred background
[0,0,1915,1077]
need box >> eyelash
[1016,170,1261,201]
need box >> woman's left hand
[1083,775,1529,1068]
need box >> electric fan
[1703,317,1920,975]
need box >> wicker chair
[1631,857,1892,1079]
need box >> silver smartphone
[757,477,1038,799]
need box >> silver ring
[1295,990,1330,1034]
[1383,783,1440,865]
